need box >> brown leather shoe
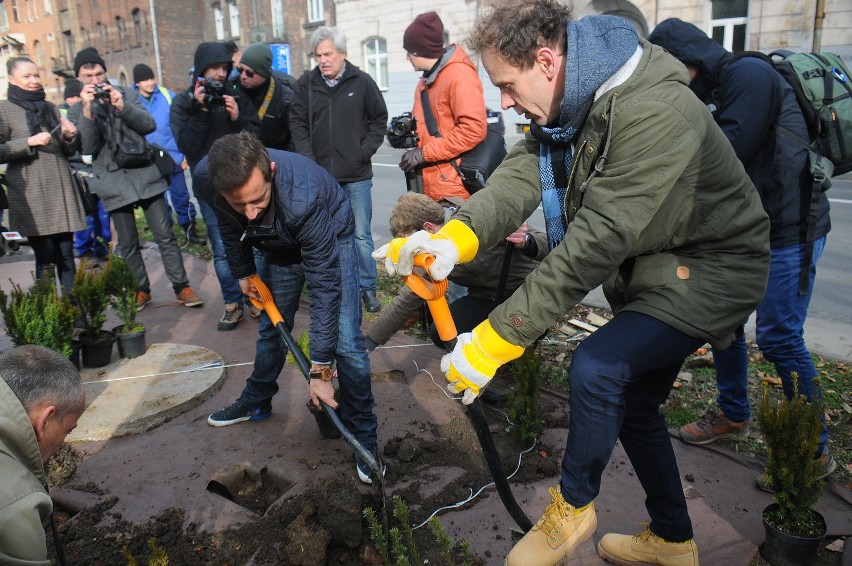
[678,409,747,445]
[177,287,203,307]
[136,291,152,311]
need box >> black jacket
[649,19,829,248]
[170,42,261,170]
[193,149,355,363]
[289,62,388,183]
[238,73,295,151]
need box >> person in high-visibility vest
[133,64,205,246]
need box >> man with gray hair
[0,345,86,563]
[290,26,388,314]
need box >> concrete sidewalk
[0,243,849,565]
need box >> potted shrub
[0,274,78,364]
[756,379,827,566]
[104,255,146,359]
[72,261,115,368]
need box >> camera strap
[419,89,465,179]
[257,77,276,120]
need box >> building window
[227,0,239,38]
[11,0,20,22]
[363,36,387,90]
[32,39,43,65]
[43,0,50,14]
[0,0,8,30]
[710,0,748,53]
[118,71,127,86]
[307,0,322,23]
[213,3,224,40]
[132,9,142,45]
[116,16,126,49]
[271,0,284,38]
[96,21,106,52]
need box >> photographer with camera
[68,47,202,309]
[396,11,488,202]
[171,41,260,330]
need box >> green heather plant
[0,275,78,358]
[104,255,142,333]
[72,262,110,339]
[757,378,826,537]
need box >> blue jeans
[239,236,377,451]
[562,311,702,542]
[198,199,244,305]
[74,199,111,257]
[164,167,197,226]
[758,237,828,453]
[341,180,377,292]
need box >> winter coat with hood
[170,42,261,171]
[412,45,488,201]
[0,100,87,236]
[648,18,830,249]
[67,87,168,212]
[238,72,296,151]
[289,61,388,183]
[0,378,52,565]
[135,83,184,165]
[193,149,354,363]
[454,38,769,351]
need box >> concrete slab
[69,343,225,442]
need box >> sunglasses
[236,66,256,78]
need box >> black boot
[182,221,207,246]
[361,289,381,313]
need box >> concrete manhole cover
[68,343,226,441]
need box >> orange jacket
[412,45,488,201]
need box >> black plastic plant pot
[306,400,342,439]
[79,331,116,368]
[762,504,826,566]
[69,339,81,370]
[113,325,146,359]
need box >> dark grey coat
[0,100,87,236]
[67,87,168,212]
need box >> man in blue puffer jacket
[195,131,380,484]
[648,18,834,483]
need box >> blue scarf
[531,16,638,250]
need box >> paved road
[368,141,852,359]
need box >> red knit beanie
[403,11,445,59]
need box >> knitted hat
[403,11,445,59]
[133,63,155,84]
[73,47,106,76]
[240,42,272,78]
[63,79,83,99]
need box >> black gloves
[399,148,425,173]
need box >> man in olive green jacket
[0,346,86,564]
[375,2,769,566]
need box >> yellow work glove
[440,320,525,405]
[371,219,479,280]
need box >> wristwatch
[310,366,333,381]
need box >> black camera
[388,112,419,149]
[93,83,111,103]
[198,78,227,108]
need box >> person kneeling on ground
[0,345,86,563]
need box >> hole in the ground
[372,369,407,383]
[206,462,293,516]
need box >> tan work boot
[678,409,747,445]
[505,487,596,566]
[597,529,699,566]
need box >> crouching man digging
[197,132,380,484]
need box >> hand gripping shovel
[403,256,533,534]
[245,275,383,482]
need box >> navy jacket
[194,149,355,363]
[649,19,830,248]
